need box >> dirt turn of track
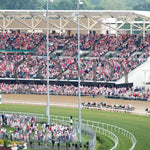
[2,94,150,115]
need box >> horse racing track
[1,94,150,150]
[2,94,150,115]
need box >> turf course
[0,104,150,150]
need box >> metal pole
[77,0,81,143]
[46,0,50,125]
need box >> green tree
[133,2,150,11]
[89,0,100,5]
[0,0,43,9]
[54,0,90,10]
[99,0,126,10]
[84,0,94,10]
[43,0,58,10]
[1,0,150,11]
[125,0,148,9]
[56,0,73,10]
[94,5,104,10]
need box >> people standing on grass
[0,113,77,145]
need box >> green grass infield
[0,104,150,150]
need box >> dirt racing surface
[2,94,150,115]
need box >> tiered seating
[0,32,150,82]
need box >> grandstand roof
[0,10,150,35]
[0,10,150,18]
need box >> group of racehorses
[81,101,136,111]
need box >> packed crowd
[0,54,147,81]
[1,83,150,100]
[0,32,43,50]
[0,32,150,81]
[0,113,76,144]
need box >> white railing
[2,99,147,116]
[87,124,118,150]
[2,99,78,108]
[0,111,136,150]
[81,119,136,150]
[47,115,136,150]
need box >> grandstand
[0,10,150,101]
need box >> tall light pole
[77,0,81,143]
[46,0,50,125]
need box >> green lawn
[96,134,114,150]
[0,104,150,150]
